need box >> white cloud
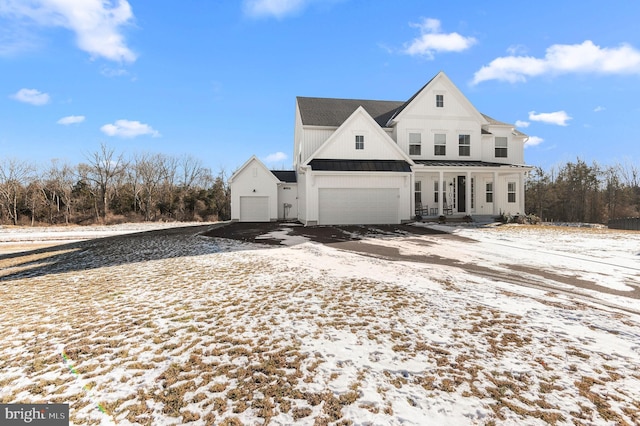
[403,18,476,58]
[263,151,288,163]
[594,106,606,112]
[11,88,50,105]
[529,111,572,126]
[57,115,85,125]
[243,0,307,19]
[515,120,530,128]
[473,40,640,84]
[100,67,129,78]
[0,0,136,62]
[525,136,544,147]
[100,119,160,138]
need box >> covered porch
[411,161,531,219]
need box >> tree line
[1,147,637,227]
[525,158,640,224]
[0,143,230,226]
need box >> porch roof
[271,170,297,183]
[413,160,530,168]
[308,159,412,172]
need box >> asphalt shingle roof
[296,97,404,128]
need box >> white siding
[302,128,335,163]
[297,171,307,224]
[277,183,298,220]
[230,158,278,221]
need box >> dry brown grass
[0,229,638,425]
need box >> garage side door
[318,188,399,225]
[239,196,270,222]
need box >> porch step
[471,214,499,224]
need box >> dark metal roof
[297,97,404,127]
[413,160,530,168]
[270,170,297,183]
[308,159,412,172]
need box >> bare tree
[0,159,34,225]
[42,159,77,224]
[83,143,127,221]
[134,153,169,221]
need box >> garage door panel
[319,188,398,225]
[240,196,269,222]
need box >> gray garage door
[318,188,399,225]
[239,196,269,222]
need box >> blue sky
[2,0,640,174]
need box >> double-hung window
[436,94,444,108]
[495,137,508,158]
[434,134,446,156]
[433,181,439,203]
[458,134,470,156]
[409,133,421,155]
[355,135,364,150]
[508,182,516,203]
[486,182,493,203]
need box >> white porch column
[519,171,526,214]
[493,171,499,216]
[438,170,444,215]
[410,172,415,218]
[466,171,471,215]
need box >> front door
[457,176,466,213]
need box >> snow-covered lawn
[0,223,639,425]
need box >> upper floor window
[355,135,364,150]
[458,134,470,156]
[508,182,516,203]
[434,134,446,156]
[409,133,421,155]
[436,94,444,108]
[495,137,508,158]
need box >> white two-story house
[230,71,532,225]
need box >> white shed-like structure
[231,72,533,225]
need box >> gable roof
[384,73,438,125]
[270,170,297,183]
[229,155,280,184]
[297,97,403,127]
[386,71,486,126]
[304,106,415,165]
[296,72,526,137]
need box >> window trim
[495,136,508,158]
[458,134,470,157]
[486,182,493,203]
[409,132,421,156]
[434,133,446,156]
[507,181,516,203]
